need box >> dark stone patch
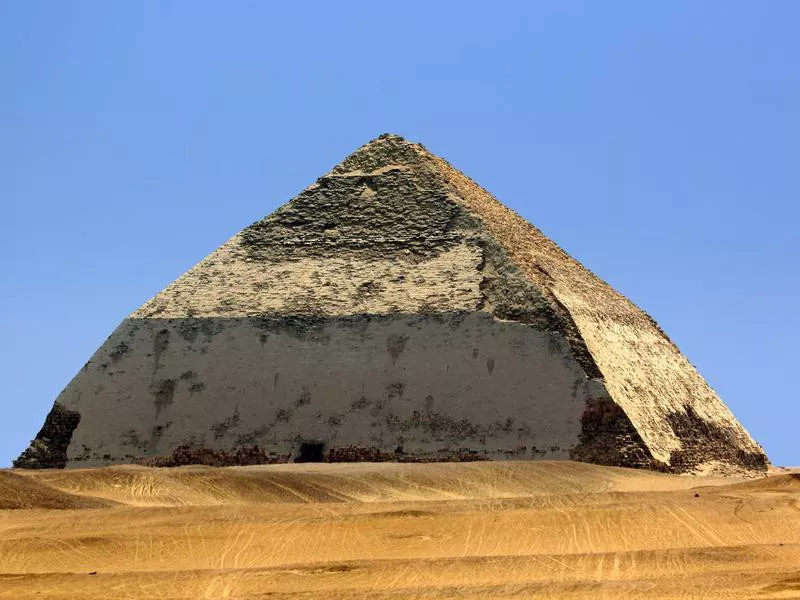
[443,312,469,330]
[486,357,495,374]
[149,421,173,451]
[153,329,170,370]
[572,396,768,473]
[199,320,224,341]
[236,426,269,446]
[515,423,533,440]
[120,429,147,450]
[665,405,768,472]
[350,396,371,411]
[326,445,489,463]
[547,336,563,356]
[386,382,405,400]
[177,321,199,343]
[294,387,311,408]
[355,281,385,305]
[214,298,236,313]
[109,342,129,364]
[383,411,514,444]
[279,290,325,316]
[570,394,656,470]
[188,382,205,394]
[252,315,331,344]
[150,379,176,418]
[137,444,289,467]
[369,398,386,417]
[275,408,292,423]
[179,370,196,381]
[14,403,81,469]
[386,333,409,364]
[211,409,241,440]
[239,167,464,262]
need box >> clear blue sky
[1,1,797,467]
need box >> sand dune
[1,461,798,599]
[0,471,112,510]
[17,461,722,506]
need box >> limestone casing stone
[16,134,768,472]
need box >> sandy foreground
[0,461,798,599]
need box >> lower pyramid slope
[16,135,767,472]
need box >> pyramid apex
[367,133,427,149]
[329,133,431,176]
[376,132,408,141]
[363,133,422,149]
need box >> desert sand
[1,461,798,599]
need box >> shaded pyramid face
[17,135,767,472]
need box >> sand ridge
[1,461,798,599]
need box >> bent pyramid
[17,134,767,473]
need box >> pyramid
[16,134,767,473]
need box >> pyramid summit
[17,134,767,473]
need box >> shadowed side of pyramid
[15,134,767,473]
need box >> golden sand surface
[1,461,798,599]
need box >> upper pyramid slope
[18,134,766,473]
[133,136,548,326]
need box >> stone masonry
[16,134,768,473]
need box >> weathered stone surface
[39,313,594,467]
[17,134,767,473]
[14,403,81,469]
